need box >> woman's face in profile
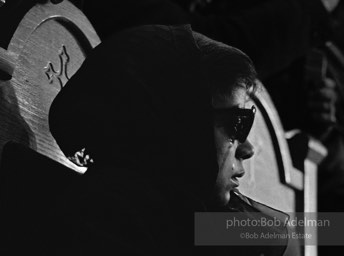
[213,86,255,206]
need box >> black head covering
[49,25,218,201]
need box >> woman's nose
[235,140,254,160]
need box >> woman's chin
[223,191,231,205]
[215,190,231,207]
[207,189,231,209]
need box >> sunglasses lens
[239,106,256,142]
[238,115,254,142]
[215,105,256,143]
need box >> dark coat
[48,24,216,255]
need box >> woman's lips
[225,178,239,191]
[228,171,245,189]
[230,177,240,187]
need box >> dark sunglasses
[213,105,256,143]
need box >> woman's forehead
[212,86,249,109]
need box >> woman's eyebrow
[216,104,241,111]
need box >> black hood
[49,25,218,201]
